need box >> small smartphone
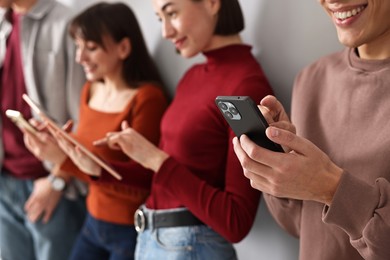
[215,96,283,152]
[5,109,38,135]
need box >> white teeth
[334,6,365,20]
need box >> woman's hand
[99,121,169,172]
[23,119,67,164]
[53,132,102,177]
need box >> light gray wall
[60,0,343,259]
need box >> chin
[338,37,361,49]
[179,49,199,59]
[86,74,98,81]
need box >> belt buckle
[134,208,146,233]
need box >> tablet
[22,94,122,180]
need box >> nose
[162,19,175,39]
[75,47,86,64]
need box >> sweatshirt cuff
[322,171,379,239]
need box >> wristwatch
[47,175,66,191]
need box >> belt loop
[150,209,155,231]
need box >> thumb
[121,120,130,130]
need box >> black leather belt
[134,207,203,233]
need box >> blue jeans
[135,209,237,260]
[0,171,86,260]
[69,213,137,260]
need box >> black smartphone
[215,96,283,152]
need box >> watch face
[52,177,66,191]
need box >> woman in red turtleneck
[56,0,275,259]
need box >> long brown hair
[69,2,163,88]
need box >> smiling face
[152,0,220,58]
[319,0,390,59]
[74,35,129,82]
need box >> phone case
[5,109,38,134]
[215,96,283,152]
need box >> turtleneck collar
[203,44,252,71]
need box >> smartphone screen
[215,96,283,152]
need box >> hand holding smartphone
[215,96,283,152]
[22,94,122,180]
[5,109,38,135]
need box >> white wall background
[59,0,343,259]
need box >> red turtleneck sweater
[96,44,274,242]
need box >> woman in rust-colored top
[24,3,167,260]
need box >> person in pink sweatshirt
[233,0,390,259]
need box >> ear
[207,0,221,16]
[117,37,131,60]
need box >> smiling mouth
[333,5,366,20]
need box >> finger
[259,95,281,112]
[28,208,42,223]
[93,138,108,147]
[56,134,74,155]
[23,132,36,152]
[46,125,58,137]
[239,134,287,170]
[25,130,43,145]
[245,170,271,192]
[260,95,289,122]
[258,105,274,124]
[233,136,272,177]
[24,196,33,211]
[231,139,273,192]
[94,131,119,147]
[102,137,115,150]
[75,146,85,158]
[265,126,315,156]
[269,121,296,134]
[36,132,53,143]
[232,136,248,164]
[106,132,126,150]
[121,120,130,130]
[62,120,73,132]
[25,201,42,223]
[29,118,45,130]
[42,206,54,224]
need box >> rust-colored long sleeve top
[61,82,167,225]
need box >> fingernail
[269,127,280,137]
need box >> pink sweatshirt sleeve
[323,172,390,260]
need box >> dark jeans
[69,213,137,260]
